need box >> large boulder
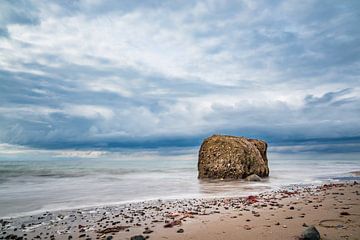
[198,135,269,179]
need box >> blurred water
[0,156,359,218]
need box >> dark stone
[300,225,320,240]
[130,236,146,240]
[142,229,153,234]
[5,234,20,240]
[198,135,269,179]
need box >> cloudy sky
[0,0,359,154]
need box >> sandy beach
[1,181,359,240]
[1,1,359,239]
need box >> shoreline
[0,179,346,220]
[1,181,360,240]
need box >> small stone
[177,228,184,233]
[300,225,320,240]
[245,174,262,182]
[244,225,252,230]
[143,229,153,234]
[130,235,146,240]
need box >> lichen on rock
[198,135,269,179]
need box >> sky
[0,0,359,155]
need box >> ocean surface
[0,152,359,218]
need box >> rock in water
[245,174,262,181]
[198,135,269,179]
[300,226,320,240]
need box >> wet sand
[1,181,360,240]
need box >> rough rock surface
[300,226,320,240]
[198,135,269,179]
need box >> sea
[0,149,359,218]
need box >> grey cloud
[0,27,9,37]
[0,0,359,152]
[304,88,353,106]
[0,0,39,38]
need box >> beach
[1,0,359,239]
[1,155,359,218]
[1,181,359,240]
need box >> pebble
[130,235,146,240]
[244,225,252,230]
[143,229,153,234]
[0,182,355,240]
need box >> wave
[0,166,195,183]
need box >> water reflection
[197,178,273,197]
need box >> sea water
[0,150,359,218]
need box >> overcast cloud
[0,0,359,153]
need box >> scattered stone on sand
[143,229,153,234]
[244,225,252,230]
[300,225,320,240]
[198,135,269,179]
[164,220,182,228]
[0,182,358,240]
[340,211,350,215]
[246,195,258,204]
[130,235,146,240]
[95,226,130,234]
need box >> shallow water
[0,153,359,218]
